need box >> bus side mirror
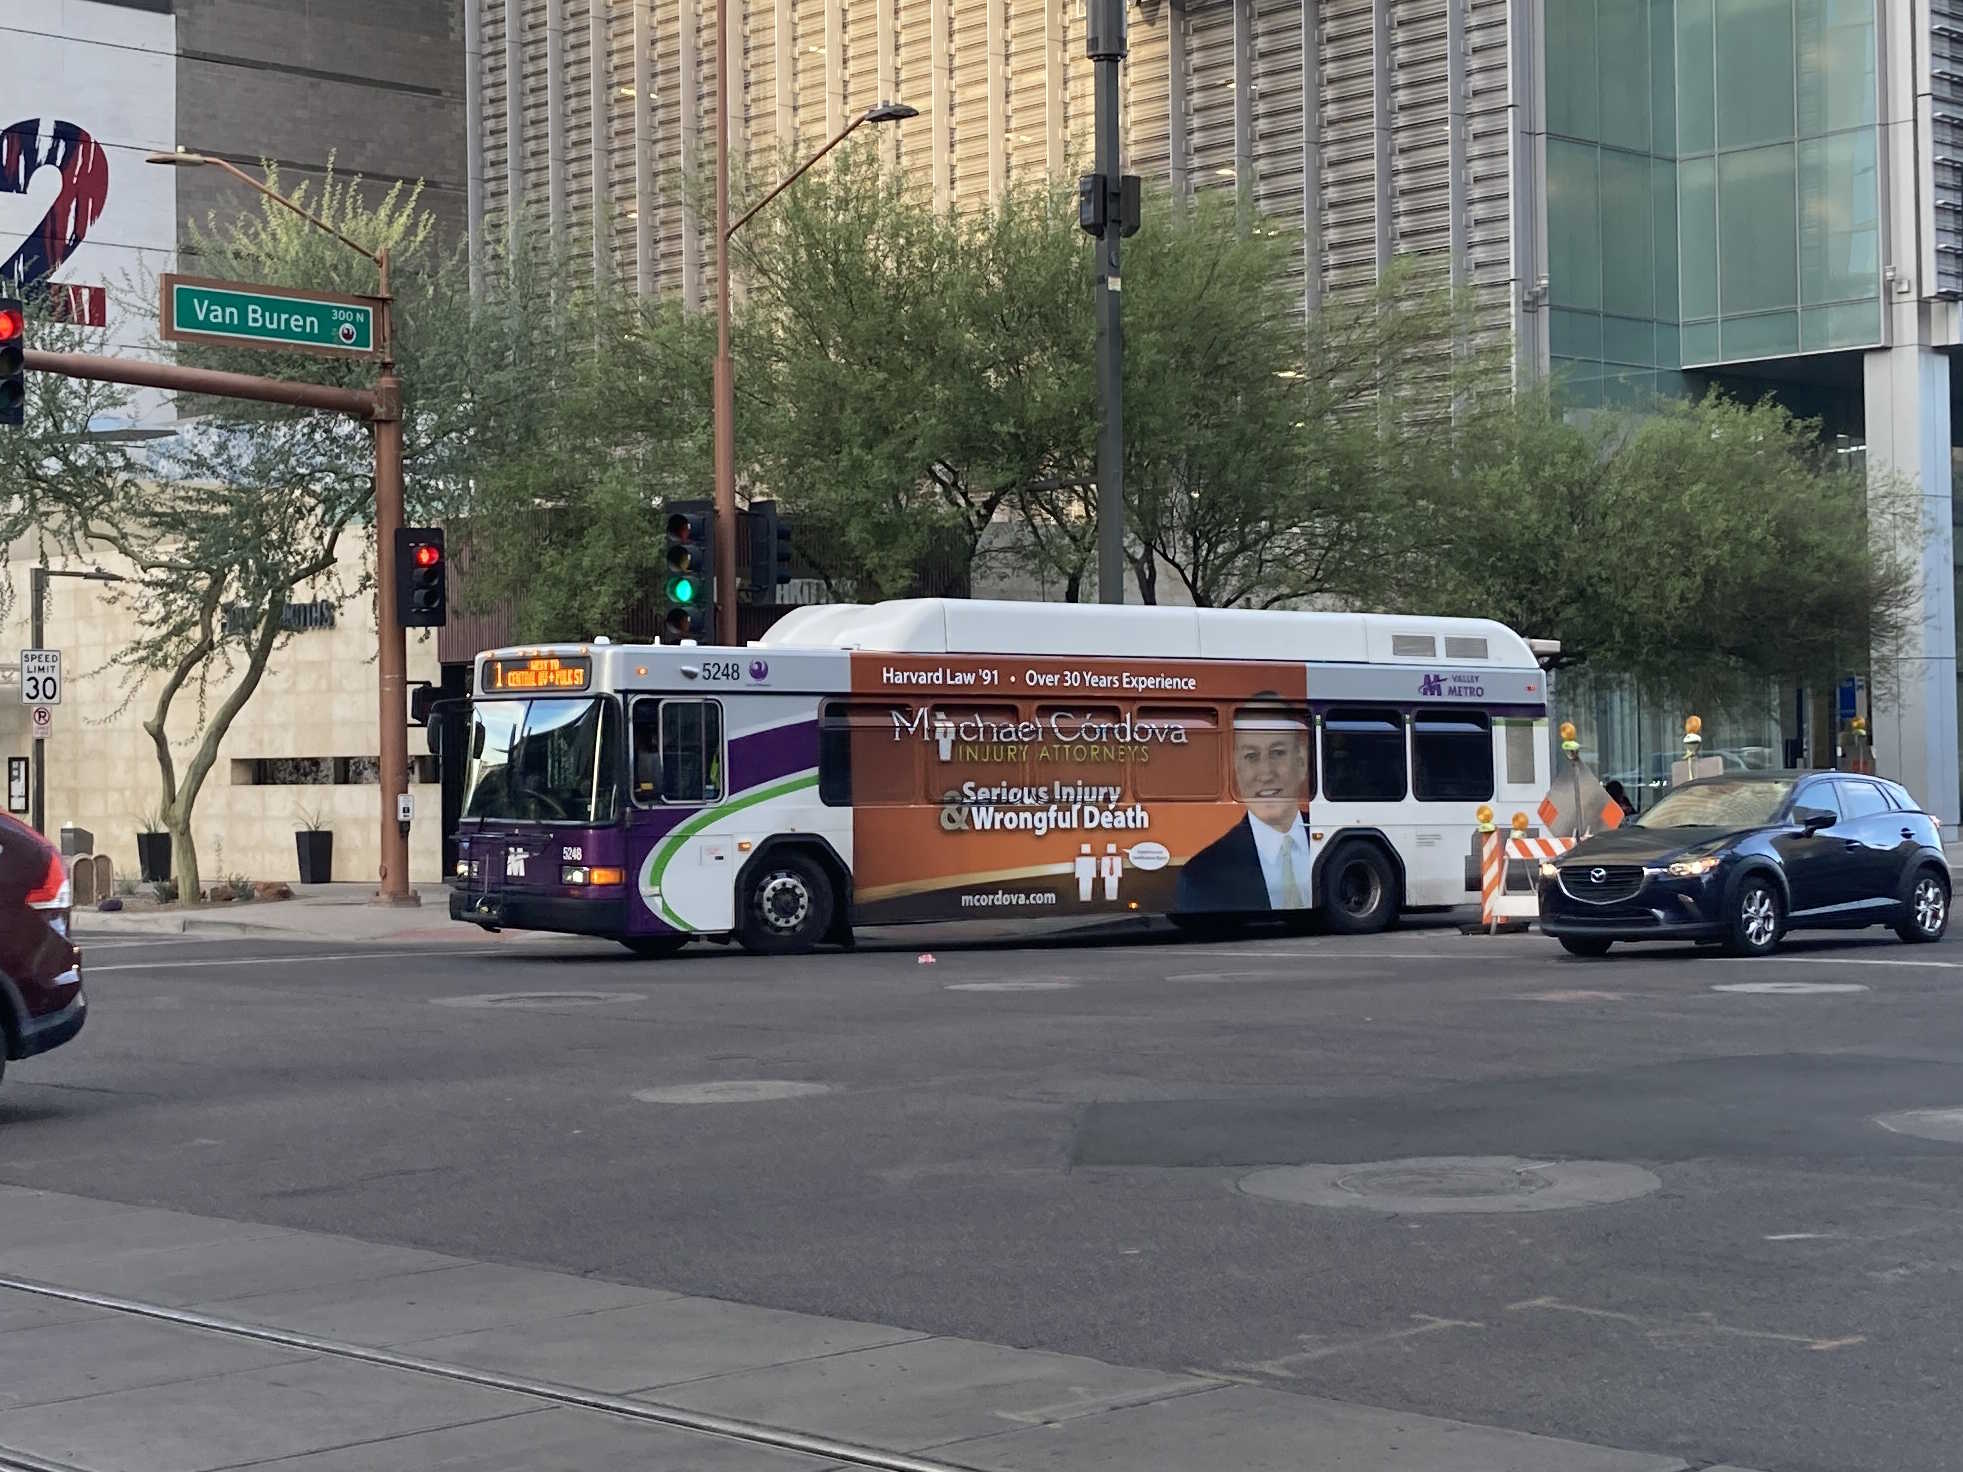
[427,721,442,758]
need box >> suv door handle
[1844,840,1863,851]
[1902,827,1917,839]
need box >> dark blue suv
[1538,772,1949,958]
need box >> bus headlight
[563,865,626,887]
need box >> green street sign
[160,274,382,359]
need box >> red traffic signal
[0,295,24,429]
[395,527,448,628]
[413,543,442,569]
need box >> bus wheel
[1320,841,1397,935]
[740,852,836,955]
[620,935,689,960]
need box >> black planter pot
[296,830,334,884]
[136,831,172,884]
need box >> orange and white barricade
[1479,832,1577,929]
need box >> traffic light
[662,500,714,642]
[0,296,24,429]
[395,527,447,628]
[745,500,795,605]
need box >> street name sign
[160,274,381,359]
[20,649,59,706]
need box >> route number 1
[20,650,60,707]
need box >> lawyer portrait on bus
[1175,700,1313,913]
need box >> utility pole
[1084,0,1136,604]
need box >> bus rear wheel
[739,852,836,955]
[1319,841,1397,935]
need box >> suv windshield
[1635,778,1794,830]
[463,697,621,824]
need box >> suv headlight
[1539,861,1559,879]
[1667,856,1721,877]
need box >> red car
[0,813,86,1084]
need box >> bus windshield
[462,697,621,824]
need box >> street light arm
[202,155,384,270]
[727,114,870,240]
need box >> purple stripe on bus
[731,719,820,792]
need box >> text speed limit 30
[19,650,60,706]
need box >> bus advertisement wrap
[846,654,1313,922]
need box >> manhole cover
[433,991,642,1010]
[1237,1156,1661,1214]
[1712,981,1869,995]
[1875,1107,1963,1144]
[633,1080,832,1105]
[945,980,1079,992]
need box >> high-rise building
[470,0,1962,826]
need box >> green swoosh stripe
[644,770,821,930]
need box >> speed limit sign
[20,650,60,707]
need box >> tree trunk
[167,818,201,904]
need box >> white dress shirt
[1247,812,1311,910]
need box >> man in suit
[1174,701,1313,914]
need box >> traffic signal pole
[1087,0,1128,605]
[370,253,417,907]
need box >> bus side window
[1412,708,1493,801]
[819,701,918,806]
[661,700,724,804]
[633,698,723,805]
[1503,720,1539,788]
[1133,705,1224,800]
[1323,707,1407,801]
[631,698,661,804]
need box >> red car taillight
[25,850,70,910]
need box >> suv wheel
[1896,868,1950,944]
[739,852,835,955]
[1725,877,1783,957]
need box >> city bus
[449,599,1551,954]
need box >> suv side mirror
[1794,806,1836,833]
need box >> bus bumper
[450,890,632,937]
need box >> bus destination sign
[482,656,592,692]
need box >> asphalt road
[7,918,1962,1472]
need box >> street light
[712,99,917,639]
[148,148,417,907]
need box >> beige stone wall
[1,538,446,890]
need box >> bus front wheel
[739,851,836,955]
[1319,841,1398,935]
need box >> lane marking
[1507,1296,1864,1351]
[1711,981,1869,995]
[1763,955,1963,971]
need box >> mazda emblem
[1590,867,1607,883]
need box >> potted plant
[134,802,171,884]
[295,801,334,884]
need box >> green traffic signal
[670,575,696,604]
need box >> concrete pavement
[0,1183,1736,1472]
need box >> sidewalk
[0,1184,1755,1472]
[79,884,513,946]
